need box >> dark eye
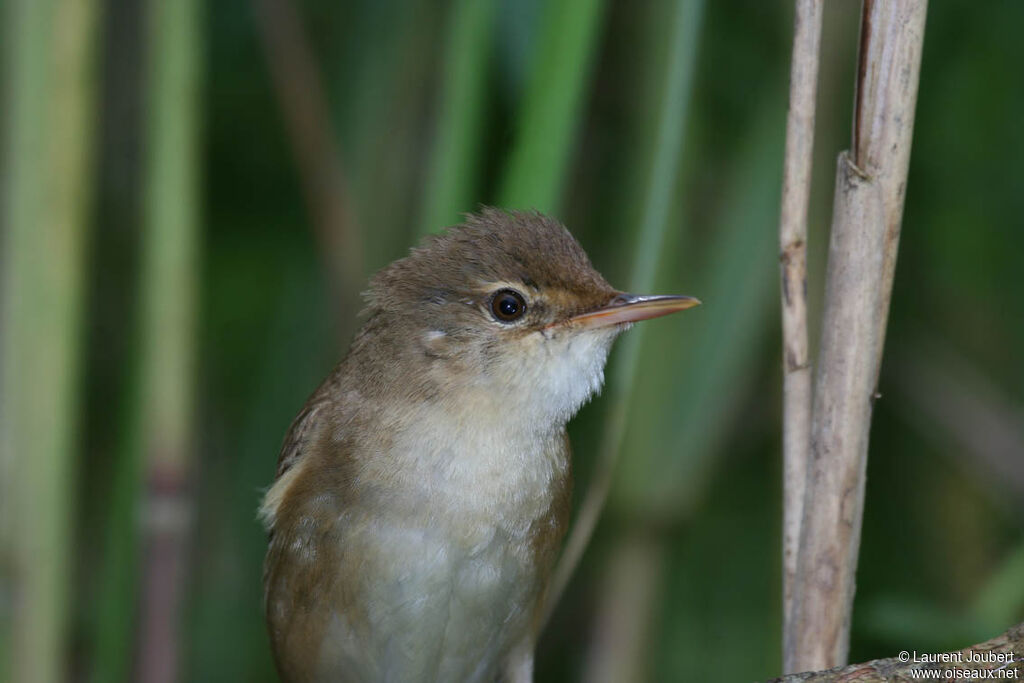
[490,289,527,322]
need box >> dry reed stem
[789,0,928,671]
[581,533,665,683]
[769,621,1023,683]
[778,1,823,670]
[254,0,363,320]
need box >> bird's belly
[320,518,541,683]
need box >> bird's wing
[274,398,327,479]
[259,389,334,532]
[262,429,356,681]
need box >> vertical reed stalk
[254,0,363,323]
[582,534,665,683]
[497,0,608,213]
[790,0,928,670]
[417,0,496,234]
[0,0,99,680]
[778,0,823,672]
[134,0,202,680]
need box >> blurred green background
[2,0,1023,681]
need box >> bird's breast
[319,402,571,680]
[358,399,570,545]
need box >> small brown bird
[260,208,699,682]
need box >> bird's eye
[490,289,527,323]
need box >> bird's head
[357,208,700,428]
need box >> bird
[260,208,699,682]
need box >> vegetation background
[2,0,1023,681]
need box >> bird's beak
[563,293,701,329]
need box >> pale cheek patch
[423,329,453,359]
